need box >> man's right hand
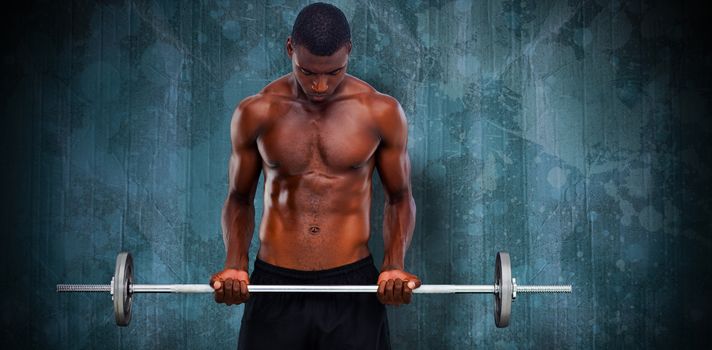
[210,269,250,305]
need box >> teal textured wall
[2,0,710,348]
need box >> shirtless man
[210,3,419,349]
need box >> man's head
[287,2,352,103]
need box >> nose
[311,77,328,94]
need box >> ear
[346,41,352,55]
[286,37,294,57]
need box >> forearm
[382,194,416,270]
[221,193,255,271]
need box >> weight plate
[494,251,512,328]
[113,252,133,326]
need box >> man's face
[287,38,351,103]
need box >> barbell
[56,251,571,328]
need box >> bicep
[228,145,262,201]
[375,103,412,200]
[227,103,263,201]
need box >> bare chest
[257,106,380,174]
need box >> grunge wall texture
[2,0,710,348]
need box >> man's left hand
[377,269,421,305]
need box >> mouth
[309,94,328,101]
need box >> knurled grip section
[56,284,112,292]
[517,285,572,293]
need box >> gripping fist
[210,268,250,305]
[377,269,421,305]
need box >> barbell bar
[56,251,572,328]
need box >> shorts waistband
[254,255,375,280]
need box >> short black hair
[291,2,351,56]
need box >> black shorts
[238,255,391,350]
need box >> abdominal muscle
[256,171,373,270]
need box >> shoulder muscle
[369,93,408,147]
[230,94,270,149]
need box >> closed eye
[299,67,343,76]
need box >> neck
[288,74,349,106]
